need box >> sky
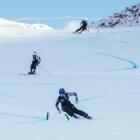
[0,0,140,27]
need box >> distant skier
[73,19,88,34]
[28,51,41,74]
[55,88,92,119]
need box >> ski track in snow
[96,52,138,71]
[0,94,106,125]
[0,111,71,125]
[0,112,46,125]
[0,93,16,98]
[0,82,57,86]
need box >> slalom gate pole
[46,112,70,121]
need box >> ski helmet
[33,51,37,58]
[33,51,37,54]
[59,88,65,94]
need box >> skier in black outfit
[73,19,88,34]
[28,52,41,74]
[55,88,92,119]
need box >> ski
[19,73,37,76]
[19,73,27,76]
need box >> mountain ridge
[96,3,140,28]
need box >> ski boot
[72,114,79,119]
[28,71,35,75]
[85,115,92,120]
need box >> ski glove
[57,110,61,114]
[75,98,79,104]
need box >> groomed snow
[0,24,140,140]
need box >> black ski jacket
[55,92,78,111]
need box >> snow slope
[0,26,140,140]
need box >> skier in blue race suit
[55,88,92,119]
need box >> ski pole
[38,65,53,77]
[79,94,107,103]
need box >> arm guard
[68,92,79,102]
